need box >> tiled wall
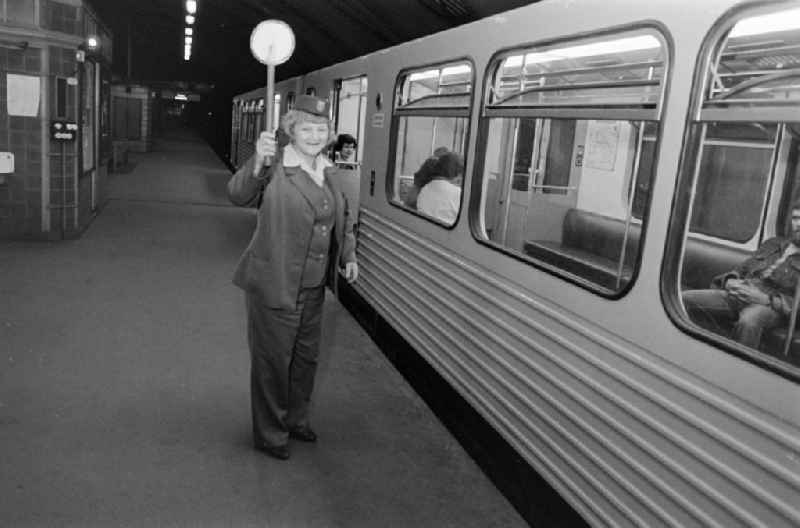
[0,0,108,239]
[0,46,46,238]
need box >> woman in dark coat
[227,94,358,460]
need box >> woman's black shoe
[289,427,317,443]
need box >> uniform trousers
[247,286,325,448]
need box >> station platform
[0,130,527,527]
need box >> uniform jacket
[711,237,800,315]
[227,150,357,310]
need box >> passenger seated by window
[683,204,800,349]
[333,133,357,163]
[416,151,464,224]
[405,146,449,209]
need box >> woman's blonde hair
[280,109,336,145]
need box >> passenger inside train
[404,146,449,209]
[417,151,464,224]
[683,204,800,350]
[333,133,357,163]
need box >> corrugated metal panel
[355,208,800,528]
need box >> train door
[491,118,535,249]
[489,117,582,251]
[332,75,368,215]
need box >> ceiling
[86,0,540,95]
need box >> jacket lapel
[283,164,319,211]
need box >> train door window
[668,5,800,377]
[256,99,265,137]
[248,100,256,141]
[335,75,368,163]
[475,29,667,294]
[388,60,473,227]
[287,92,295,110]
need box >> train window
[475,29,667,294]
[388,61,473,226]
[670,6,800,376]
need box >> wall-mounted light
[185,15,195,25]
[87,35,99,50]
[185,27,193,36]
[175,93,188,101]
[186,1,197,15]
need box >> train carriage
[231,1,800,526]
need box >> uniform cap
[293,94,330,118]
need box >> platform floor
[0,131,526,527]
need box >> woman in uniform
[227,94,358,460]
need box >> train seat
[524,208,749,291]
[680,238,745,290]
[523,208,641,290]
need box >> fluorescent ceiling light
[524,35,661,65]
[185,27,193,36]
[409,69,439,81]
[186,15,195,25]
[441,64,471,76]
[175,94,188,101]
[502,55,523,68]
[185,36,192,45]
[186,1,197,15]
[729,8,800,37]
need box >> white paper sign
[371,112,384,128]
[585,121,619,171]
[7,74,40,117]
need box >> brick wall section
[47,46,79,236]
[1,0,111,239]
[0,46,45,238]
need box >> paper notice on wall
[585,121,619,171]
[7,74,40,117]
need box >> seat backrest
[681,238,746,290]
[561,208,641,266]
[560,208,747,289]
